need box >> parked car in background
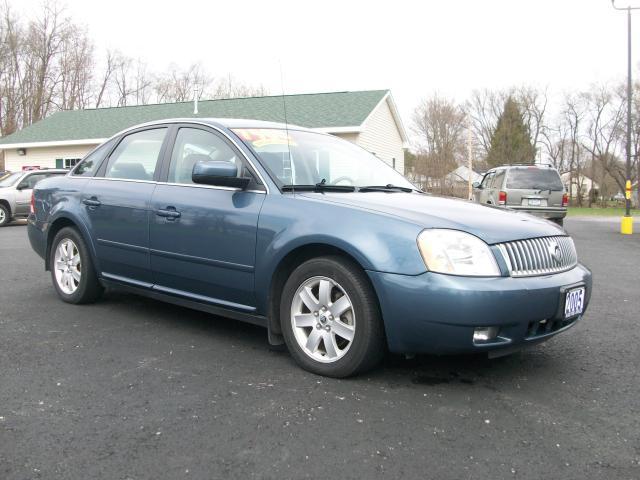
[473,164,568,226]
[0,170,10,180]
[0,169,68,226]
[27,119,591,377]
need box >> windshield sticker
[233,129,297,148]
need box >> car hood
[298,192,564,244]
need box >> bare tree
[412,95,467,195]
[580,84,625,205]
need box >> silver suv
[0,169,68,226]
[473,164,568,226]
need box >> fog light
[473,326,499,343]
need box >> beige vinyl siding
[355,99,405,174]
[333,132,359,143]
[4,144,98,171]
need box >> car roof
[116,118,316,136]
[21,169,68,175]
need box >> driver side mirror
[472,181,481,189]
[192,161,250,189]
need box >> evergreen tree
[486,97,536,167]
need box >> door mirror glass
[192,161,250,189]
[472,181,481,189]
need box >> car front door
[83,127,169,286]
[149,125,266,312]
[14,172,49,215]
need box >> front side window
[18,173,47,190]
[104,128,167,181]
[506,168,563,190]
[480,172,494,189]
[73,139,117,177]
[233,128,415,189]
[168,128,240,184]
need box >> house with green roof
[0,89,407,174]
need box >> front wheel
[50,227,103,304]
[0,204,10,227]
[280,256,385,377]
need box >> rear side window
[492,171,506,189]
[104,128,167,181]
[506,168,563,190]
[72,139,116,177]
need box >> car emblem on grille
[548,241,562,264]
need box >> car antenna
[279,61,294,196]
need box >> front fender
[254,194,426,312]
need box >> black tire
[0,204,10,227]
[280,255,385,377]
[49,227,103,304]
[554,218,564,227]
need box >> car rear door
[148,125,266,312]
[83,127,169,286]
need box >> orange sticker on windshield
[233,129,296,147]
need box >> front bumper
[368,264,592,356]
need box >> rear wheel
[50,227,103,304]
[280,256,385,377]
[0,204,10,227]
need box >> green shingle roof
[0,90,389,146]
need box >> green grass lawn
[567,207,640,217]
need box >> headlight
[417,229,500,277]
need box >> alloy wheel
[54,238,82,295]
[290,276,356,363]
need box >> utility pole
[193,85,199,115]
[467,128,473,200]
[612,0,639,234]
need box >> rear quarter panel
[32,176,99,271]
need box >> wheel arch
[45,214,98,272]
[0,199,11,216]
[266,243,380,340]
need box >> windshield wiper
[281,180,356,192]
[358,184,415,193]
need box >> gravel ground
[0,218,638,480]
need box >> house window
[55,158,81,169]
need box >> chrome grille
[497,236,577,277]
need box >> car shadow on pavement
[100,288,564,389]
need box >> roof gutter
[0,138,107,150]
[313,126,363,134]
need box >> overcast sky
[15,0,640,132]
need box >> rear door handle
[156,207,181,219]
[82,197,101,207]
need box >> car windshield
[506,168,563,190]
[0,172,22,187]
[233,128,416,190]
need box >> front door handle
[156,207,181,219]
[82,197,101,207]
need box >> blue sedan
[28,118,592,377]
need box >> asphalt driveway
[0,218,638,480]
